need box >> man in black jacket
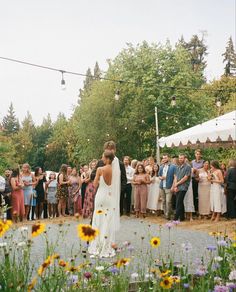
[91,141,127,216]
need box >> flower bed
[0,219,236,291]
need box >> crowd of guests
[0,146,236,223]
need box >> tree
[177,34,207,73]
[2,102,20,136]
[222,36,236,76]
[94,62,101,80]
[79,68,94,101]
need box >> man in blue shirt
[172,154,191,221]
[159,154,176,220]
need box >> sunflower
[37,265,44,276]
[232,242,236,248]
[0,220,12,237]
[160,270,171,278]
[160,276,173,289]
[115,258,130,268]
[77,224,99,242]
[66,266,78,272]
[52,253,60,260]
[27,277,37,292]
[31,223,46,237]
[150,237,161,248]
[96,210,104,215]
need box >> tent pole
[155,106,160,164]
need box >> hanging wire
[0,56,235,93]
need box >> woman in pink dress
[10,168,25,222]
[68,167,82,216]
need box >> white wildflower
[95,266,105,271]
[229,270,236,281]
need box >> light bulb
[171,96,176,106]
[114,90,120,101]
[216,100,221,107]
[60,71,66,90]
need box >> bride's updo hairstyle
[103,150,115,164]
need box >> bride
[88,149,120,258]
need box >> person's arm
[126,167,134,182]
[212,170,224,184]
[176,167,191,187]
[145,174,151,184]
[11,178,22,191]
[59,174,68,186]
[93,168,102,189]
[132,175,140,185]
[73,177,82,195]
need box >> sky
[0,0,235,125]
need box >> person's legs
[120,191,125,216]
[175,191,186,221]
[140,185,148,217]
[165,189,173,219]
[58,199,62,217]
[125,184,132,215]
[24,205,30,220]
[192,178,199,213]
[135,187,140,217]
[227,189,236,219]
[31,206,35,220]
[4,195,12,220]
[159,188,166,216]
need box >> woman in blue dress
[22,163,35,220]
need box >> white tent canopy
[159,110,236,148]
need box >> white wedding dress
[88,157,120,258]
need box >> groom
[92,141,127,216]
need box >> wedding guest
[2,169,12,220]
[35,167,47,219]
[131,159,138,212]
[147,164,162,214]
[221,163,227,179]
[67,166,72,177]
[197,161,211,218]
[159,154,176,220]
[184,159,195,221]
[208,160,224,222]
[132,163,150,218]
[81,165,90,208]
[22,163,35,220]
[56,164,70,217]
[83,160,98,219]
[68,167,81,215]
[121,156,135,216]
[45,172,58,218]
[225,159,236,219]
[172,154,191,221]
[10,168,25,222]
[191,149,204,213]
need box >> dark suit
[226,167,236,218]
[91,158,127,215]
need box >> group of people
[0,143,236,224]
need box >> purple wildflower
[217,240,228,247]
[84,272,92,279]
[109,267,119,274]
[195,266,207,276]
[214,285,229,292]
[165,222,174,229]
[183,283,190,288]
[207,245,217,251]
[127,245,134,252]
[181,242,192,253]
[172,220,180,225]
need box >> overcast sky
[0,0,235,125]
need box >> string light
[0,56,235,93]
[216,98,221,108]
[171,96,176,106]
[114,90,120,101]
[60,71,66,90]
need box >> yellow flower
[0,220,12,237]
[38,265,44,276]
[150,268,160,276]
[232,242,236,248]
[96,209,104,215]
[52,253,60,260]
[77,224,99,242]
[150,237,161,248]
[27,277,37,292]
[31,223,46,237]
[160,276,173,289]
[115,258,130,268]
[160,270,171,278]
[66,266,78,272]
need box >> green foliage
[2,102,20,136]
[222,36,236,76]
[0,134,16,174]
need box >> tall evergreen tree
[79,68,94,101]
[2,102,20,135]
[222,36,236,76]
[94,61,101,80]
[178,34,207,73]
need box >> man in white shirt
[121,156,135,216]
